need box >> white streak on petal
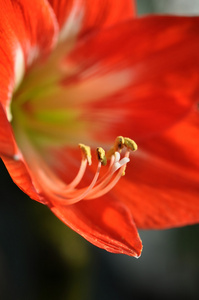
[59,69,133,106]
[5,81,13,121]
[14,45,25,91]
[59,1,84,42]
[6,45,25,121]
[6,105,12,122]
[26,45,40,66]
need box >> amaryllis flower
[0,0,199,257]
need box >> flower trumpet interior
[10,36,137,206]
[12,91,137,206]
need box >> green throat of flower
[11,74,87,149]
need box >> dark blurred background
[1,1,199,299]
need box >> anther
[124,138,138,151]
[114,136,125,151]
[79,143,92,165]
[28,136,137,206]
[96,147,107,166]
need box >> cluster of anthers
[38,136,137,205]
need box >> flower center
[10,46,137,204]
[18,134,137,205]
[11,47,88,149]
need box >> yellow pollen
[107,136,137,160]
[79,143,92,165]
[114,136,125,151]
[96,147,107,166]
[124,137,138,151]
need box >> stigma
[37,136,137,205]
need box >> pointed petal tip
[92,236,143,258]
[49,199,143,258]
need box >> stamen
[96,147,107,166]
[124,137,138,151]
[79,143,92,165]
[114,136,125,151]
[86,150,130,200]
[27,136,137,206]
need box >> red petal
[0,0,58,109]
[0,104,42,202]
[112,108,199,229]
[1,0,58,61]
[48,0,136,37]
[50,196,142,257]
[0,104,16,157]
[1,155,43,203]
[0,0,58,201]
[66,16,199,141]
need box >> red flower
[0,0,199,257]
